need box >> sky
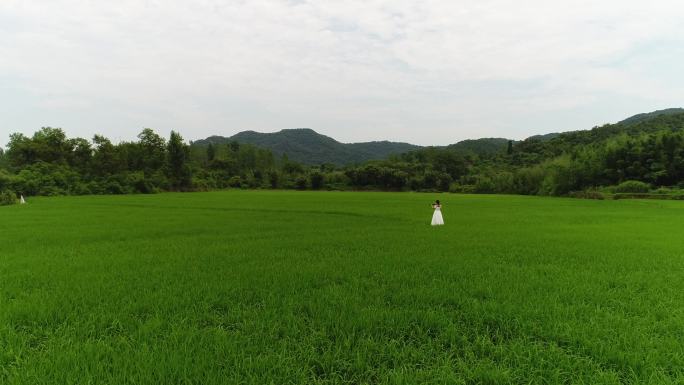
[1,0,683,146]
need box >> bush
[0,170,14,191]
[322,171,349,191]
[613,180,651,193]
[613,193,684,200]
[40,185,68,196]
[268,170,279,189]
[473,176,496,193]
[449,183,476,194]
[104,180,125,194]
[129,172,157,194]
[0,190,17,206]
[86,181,105,195]
[228,176,242,188]
[71,183,93,195]
[513,166,545,195]
[408,176,424,191]
[652,187,674,195]
[191,177,211,192]
[568,190,605,200]
[295,175,308,190]
[310,171,325,190]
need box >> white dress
[431,205,444,226]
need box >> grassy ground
[2,191,684,384]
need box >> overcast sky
[1,0,683,146]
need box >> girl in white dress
[431,200,444,226]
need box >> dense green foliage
[611,180,651,194]
[0,127,320,196]
[0,190,16,205]
[446,137,511,156]
[2,191,684,384]
[617,107,684,126]
[193,128,420,165]
[2,110,684,198]
[344,112,684,194]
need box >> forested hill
[618,108,684,126]
[446,138,510,155]
[524,109,684,156]
[192,110,684,166]
[192,128,419,165]
[376,109,684,195]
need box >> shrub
[244,173,262,189]
[191,177,211,192]
[310,171,325,190]
[652,187,674,195]
[295,175,308,190]
[268,170,279,189]
[228,176,242,188]
[0,190,17,206]
[473,176,496,193]
[449,183,476,194]
[87,181,105,195]
[490,172,515,193]
[127,172,156,194]
[408,177,424,191]
[513,166,545,195]
[568,190,605,200]
[104,180,125,194]
[613,180,651,193]
[40,185,68,196]
[323,171,349,191]
[71,183,93,195]
[0,170,13,191]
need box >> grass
[2,190,684,384]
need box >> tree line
[2,113,684,204]
[349,113,684,196]
[0,127,315,198]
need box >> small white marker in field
[20,195,26,204]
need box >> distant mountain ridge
[618,108,684,126]
[192,108,683,165]
[542,109,684,149]
[446,138,510,155]
[193,128,420,165]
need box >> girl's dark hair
[435,200,440,205]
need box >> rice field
[2,190,684,384]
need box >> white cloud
[0,0,683,145]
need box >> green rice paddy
[2,191,684,384]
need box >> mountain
[618,108,684,126]
[554,110,684,147]
[527,132,561,142]
[192,109,684,166]
[446,138,511,155]
[193,128,420,165]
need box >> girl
[431,200,444,226]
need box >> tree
[207,143,216,161]
[69,138,92,171]
[295,175,307,190]
[91,135,122,177]
[268,170,279,188]
[229,140,240,153]
[281,154,303,174]
[6,128,75,167]
[310,171,324,190]
[137,128,166,173]
[0,148,7,171]
[166,131,192,190]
